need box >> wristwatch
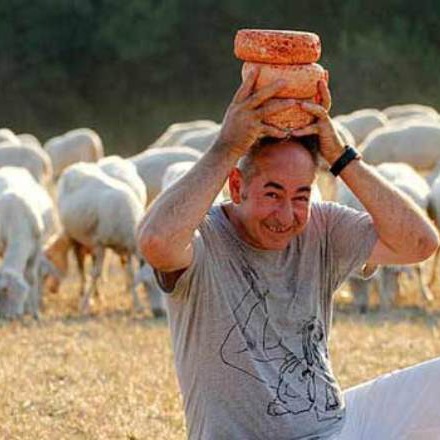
[329,145,362,177]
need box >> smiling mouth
[265,224,292,234]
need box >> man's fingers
[246,80,287,109]
[261,123,290,139]
[290,124,319,137]
[300,101,328,119]
[258,98,299,117]
[232,64,260,103]
[318,80,332,112]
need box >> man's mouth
[265,224,292,234]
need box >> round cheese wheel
[263,95,321,130]
[234,29,321,64]
[242,62,327,99]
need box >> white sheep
[55,163,145,313]
[0,167,61,303]
[44,128,104,179]
[0,176,46,318]
[0,142,53,184]
[177,125,221,153]
[334,109,388,146]
[16,133,42,149]
[361,123,440,171]
[332,120,356,147]
[382,104,438,120]
[44,157,147,295]
[0,128,19,144]
[337,162,432,312]
[149,120,218,149]
[98,155,147,206]
[130,146,202,205]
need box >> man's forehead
[254,141,316,174]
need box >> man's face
[230,140,317,251]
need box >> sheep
[134,261,167,318]
[177,125,221,153]
[0,177,46,318]
[129,146,202,205]
[333,109,388,146]
[382,104,438,120]
[332,120,356,147]
[0,167,60,243]
[385,113,440,129]
[337,162,433,312]
[0,167,61,303]
[361,123,440,171]
[16,133,42,149]
[0,142,53,184]
[0,128,19,144]
[44,128,104,179]
[45,157,147,296]
[53,163,145,313]
[149,120,218,149]
[98,155,147,206]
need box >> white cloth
[334,357,440,439]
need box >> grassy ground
[0,261,440,439]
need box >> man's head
[228,136,318,251]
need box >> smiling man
[138,66,440,439]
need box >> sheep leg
[125,255,144,313]
[378,267,396,312]
[428,247,440,288]
[25,254,40,320]
[414,264,434,304]
[137,261,166,318]
[72,241,87,297]
[79,246,105,314]
[348,277,370,313]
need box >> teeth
[267,225,288,233]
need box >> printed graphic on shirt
[220,261,342,422]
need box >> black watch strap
[329,145,362,176]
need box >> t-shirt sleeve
[154,228,206,301]
[321,201,378,289]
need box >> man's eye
[265,192,279,199]
[295,196,309,202]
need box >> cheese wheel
[242,62,327,99]
[234,29,321,64]
[263,95,321,130]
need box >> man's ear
[228,167,244,204]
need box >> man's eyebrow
[263,181,285,190]
[263,182,312,193]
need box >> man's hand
[216,64,301,156]
[290,80,346,165]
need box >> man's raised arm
[137,66,297,272]
[292,81,440,266]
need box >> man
[138,65,440,439]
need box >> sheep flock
[2,102,440,319]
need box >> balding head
[237,136,319,185]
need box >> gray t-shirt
[160,201,377,440]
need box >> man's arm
[137,66,298,272]
[292,82,439,266]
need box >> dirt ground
[1,257,440,440]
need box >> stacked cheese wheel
[234,29,328,130]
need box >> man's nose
[276,200,295,225]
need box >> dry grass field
[1,256,440,440]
